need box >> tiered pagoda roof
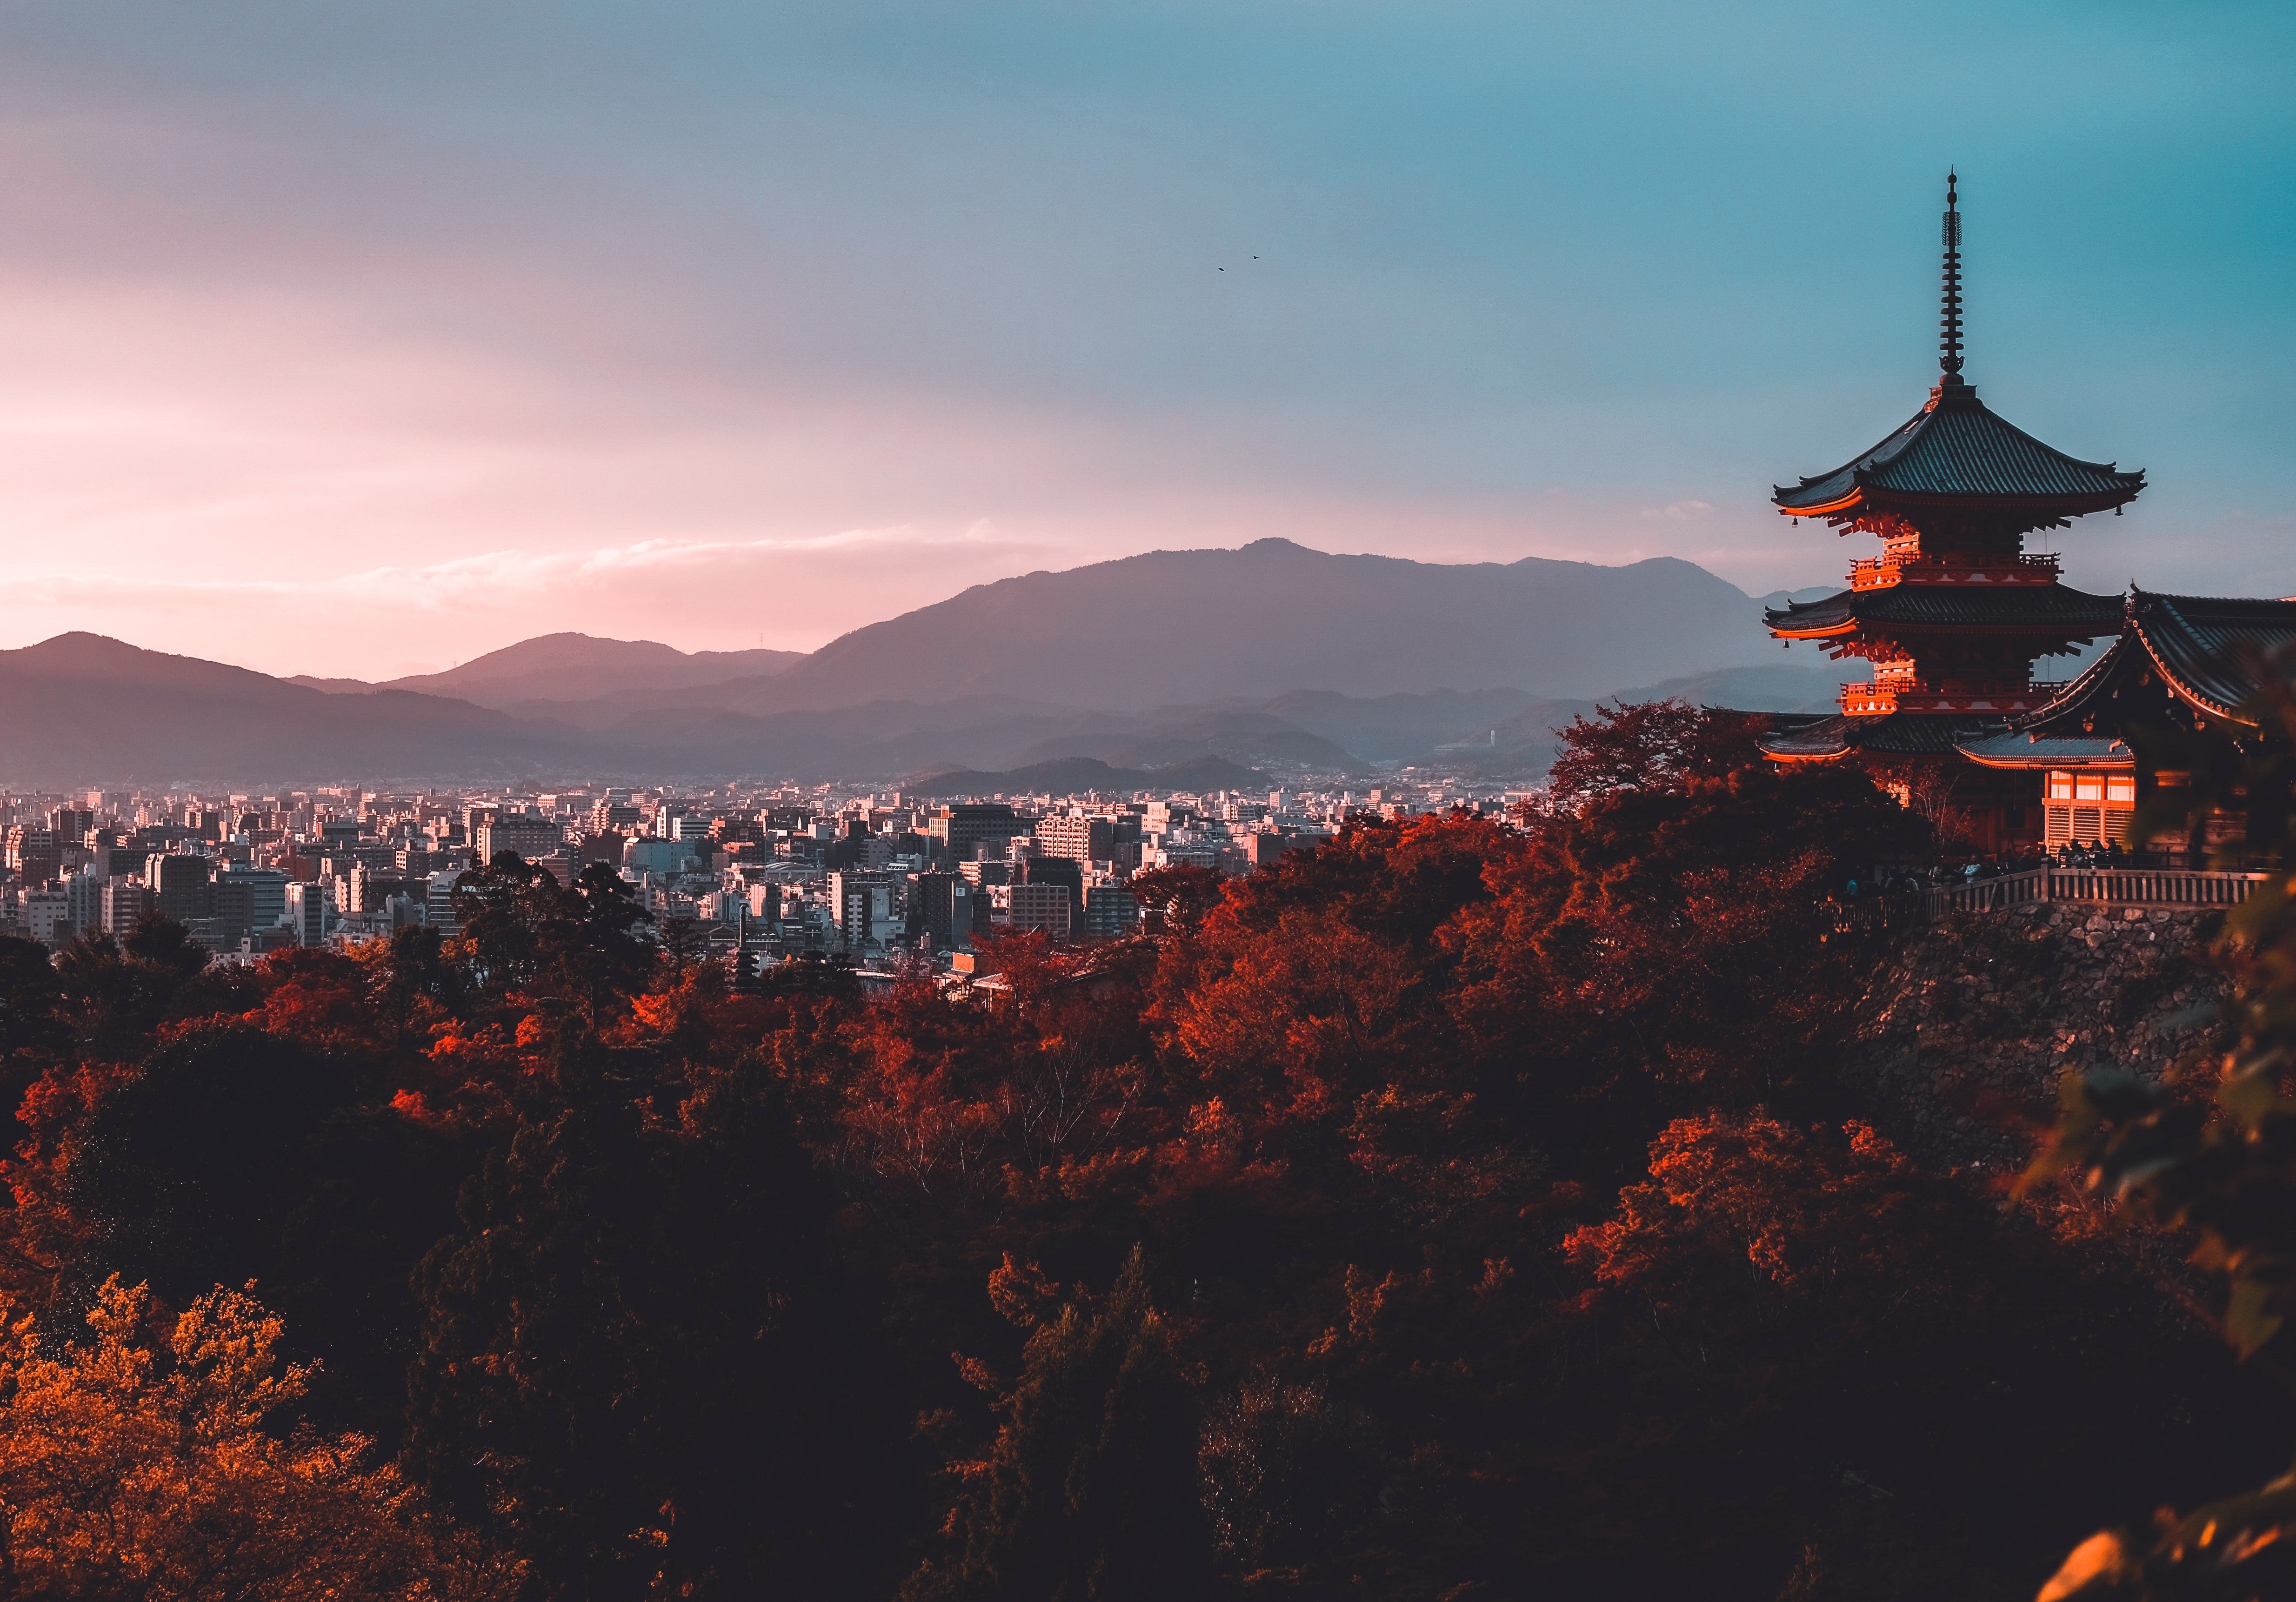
[1753,712,1989,762]
[1771,383,2146,527]
[1763,583,2122,639]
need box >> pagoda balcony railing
[1841,678,2067,717]
[1922,866,2268,917]
[1848,552,2062,591]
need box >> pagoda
[1757,173,2143,845]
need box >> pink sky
[0,3,2282,680]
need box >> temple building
[1756,174,2143,848]
[1958,591,2296,854]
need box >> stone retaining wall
[1846,903,2232,1170]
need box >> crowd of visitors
[1835,840,2141,907]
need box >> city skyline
[0,2,2289,678]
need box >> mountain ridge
[0,545,1848,782]
[292,632,804,710]
[747,538,1782,713]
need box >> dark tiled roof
[2009,634,2134,735]
[1765,583,2123,636]
[1956,730,2131,769]
[1773,384,2144,514]
[2128,591,2296,720]
[2008,591,2296,734]
[1757,715,1855,758]
[1758,711,2004,760]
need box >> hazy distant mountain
[0,634,555,785]
[294,632,803,710]
[908,756,1266,798]
[1007,708,1360,772]
[750,540,1783,713]
[1257,688,1546,764]
[280,545,1798,733]
[0,547,1845,784]
[1618,663,1859,713]
[1438,664,1858,779]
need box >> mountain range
[0,542,1853,785]
[287,633,804,709]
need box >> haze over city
[1,0,2288,678]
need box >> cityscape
[0,4,2289,1601]
[0,776,1522,972]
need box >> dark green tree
[449,852,560,994]
[0,932,63,1090]
[906,1247,1213,1602]
[367,923,461,1051]
[2024,647,2296,1599]
[407,1036,878,1599]
[656,914,706,979]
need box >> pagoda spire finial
[1939,169,1966,386]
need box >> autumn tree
[1546,698,1771,809]
[5,1018,467,1439]
[49,915,248,1056]
[0,1276,516,1600]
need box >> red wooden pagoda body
[1757,175,2143,846]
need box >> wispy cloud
[1639,500,1714,521]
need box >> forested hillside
[0,707,2287,1599]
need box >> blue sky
[0,1,2286,675]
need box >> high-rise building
[47,807,93,844]
[590,799,644,833]
[926,804,1032,864]
[102,879,154,936]
[60,869,103,938]
[23,889,71,944]
[1033,813,1113,867]
[1082,884,1139,939]
[477,814,564,863]
[154,855,214,922]
[1001,881,1073,941]
[284,881,329,946]
[214,867,289,940]
[827,870,894,951]
[5,827,58,887]
[910,871,973,951]
[425,871,463,936]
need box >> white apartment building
[827,870,894,952]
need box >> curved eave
[1756,740,1853,763]
[1765,618,2111,641]
[1773,485,1866,518]
[1774,484,2143,521]
[2008,638,2130,733]
[2128,615,2244,724]
[1956,738,2134,771]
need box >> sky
[0,0,2288,678]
